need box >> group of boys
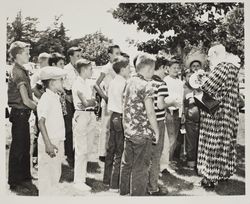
[7,40,201,196]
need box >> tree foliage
[112,3,244,64]
[68,32,113,66]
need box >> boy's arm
[19,84,37,110]
[32,85,43,99]
[77,90,97,108]
[94,73,108,103]
[145,97,159,144]
[38,117,58,158]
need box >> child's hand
[45,143,58,158]
[152,131,160,145]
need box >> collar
[115,74,126,82]
[14,62,27,71]
[46,88,60,99]
[136,73,151,82]
[152,75,164,82]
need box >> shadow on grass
[161,170,194,196]
[215,179,245,195]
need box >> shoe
[74,183,91,191]
[200,177,216,189]
[20,181,38,195]
[99,156,106,163]
[10,184,33,195]
[148,187,168,196]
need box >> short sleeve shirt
[123,73,155,143]
[8,63,33,109]
[63,63,79,91]
[152,75,169,121]
[37,89,65,143]
[72,76,95,111]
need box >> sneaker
[74,183,91,191]
[99,156,106,163]
[10,184,32,195]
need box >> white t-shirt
[108,75,126,114]
[164,75,184,115]
[63,63,79,91]
[37,89,65,143]
[72,76,95,111]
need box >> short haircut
[190,60,202,68]
[75,58,91,74]
[133,55,138,68]
[121,52,130,59]
[9,41,30,59]
[67,47,82,57]
[136,53,156,71]
[112,56,130,74]
[108,45,120,54]
[48,52,65,66]
[169,56,181,66]
[155,57,169,71]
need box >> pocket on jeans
[112,116,123,132]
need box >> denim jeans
[8,108,31,186]
[148,120,165,192]
[103,112,124,189]
[64,99,75,164]
[120,138,152,196]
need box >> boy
[63,47,82,168]
[148,57,179,195]
[119,53,159,196]
[37,66,67,195]
[7,41,37,194]
[72,59,97,191]
[94,45,121,162]
[103,56,130,190]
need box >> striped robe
[197,62,240,181]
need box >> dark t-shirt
[8,63,33,109]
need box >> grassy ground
[5,113,245,196]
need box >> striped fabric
[152,75,169,121]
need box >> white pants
[160,124,170,169]
[73,111,96,184]
[98,104,111,157]
[38,139,64,196]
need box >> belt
[75,109,95,112]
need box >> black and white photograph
[2,0,246,199]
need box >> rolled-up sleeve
[13,68,28,89]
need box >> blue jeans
[103,112,124,188]
[8,108,31,186]
[120,138,152,196]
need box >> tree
[112,3,244,64]
[68,31,113,66]
[33,15,69,58]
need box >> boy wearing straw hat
[37,66,67,195]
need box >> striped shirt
[152,75,169,121]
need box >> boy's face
[16,47,30,65]
[144,63,155,80]
[168,63,180,78]
[52,78,64,93]
[70,51,82,65]
[84,64,93,79]
[121,64,131,79]
[56,59,65,69]
[158,65,168,78]
[190,62,201,72]
[109,48,121,62]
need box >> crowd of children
[6,40,240,196]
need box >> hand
[65,94,73,103]
[152,131,160,145]
[88,99,97,107]
[45,143,58,158]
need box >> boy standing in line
[37,66,67,195]
[119,54,159,196]
[8,41,38,194]
[103,56,130,190]
[72,59,97,191]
